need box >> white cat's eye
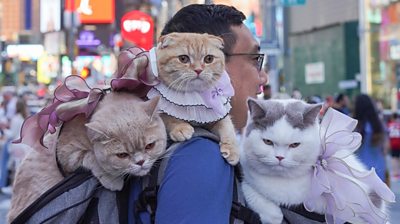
[289,143,300,148]
[178,55,190,63]
[116,153,130,159]
[204,55,214,63]
[263,139,274,146]
[145,142,155,151]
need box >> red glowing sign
[121,11,154,50]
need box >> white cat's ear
[144,96,160,120]
[85,122,108,141]
[247,98,265,120]
[304,103,323,121]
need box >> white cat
[240,98,394,224]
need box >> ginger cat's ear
[144,96,160,120]
[207,34,224,50]
[158,33,178,49]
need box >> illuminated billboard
[40,0,61,33]
[75,0,115,24]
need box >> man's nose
[259,69,268,86]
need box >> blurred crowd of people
[0,85,51,194]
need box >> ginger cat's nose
[194,69,202,75]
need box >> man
[129,4,268,224]
[333,93,350,115]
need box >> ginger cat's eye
[145,142,155,150]
[178,55,190,63]
[263,139,274,146]
[289,143,300,148]
[116,153,130,159]
[204,55,214,63]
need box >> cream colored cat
[147,32,239,165]
[8,92,167,223]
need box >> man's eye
[178,55,190,63]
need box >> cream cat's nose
[136,160,145,166]
[275,156,284,161]
[194,69,202,75]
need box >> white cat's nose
[275,156,284,161]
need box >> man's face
[225,25,268,131]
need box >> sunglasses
[225,53,265,71]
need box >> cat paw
[260,212,283,224]
[220,142,239,165]
[170,123,194,142]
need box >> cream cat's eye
[204,55,214,63]
[116,153,130,159]
[145,142,156,151]
[263,139,274,146]
[289,143,300,148]
[178,55,190,63]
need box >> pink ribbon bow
[110,47,159,97]
[14,75,106,151]
[200,71,234,115]
[304,108,396,224]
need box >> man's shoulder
[173,136,220,157]
[166,136,230,171]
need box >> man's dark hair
[161,4,246,54]
[335,93,345,103]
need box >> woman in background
[353,94,388,182]
[0,97,30,191]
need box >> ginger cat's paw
[170,123,195,142]
[220,142,239,165]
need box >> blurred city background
[0,0,400,223]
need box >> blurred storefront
[379,1,400,110]
[283,0,361,100]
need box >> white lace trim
[147,87,231,123]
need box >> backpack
[11,129,327,224]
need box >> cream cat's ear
[144,96,161,120]
[158,33,177,49]
[247,98,265,120]
[85,122,108,141]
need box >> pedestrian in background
[333,93,350,115]
[0,97,30,193]
[354,94,388,183]
[388,112,400,181]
